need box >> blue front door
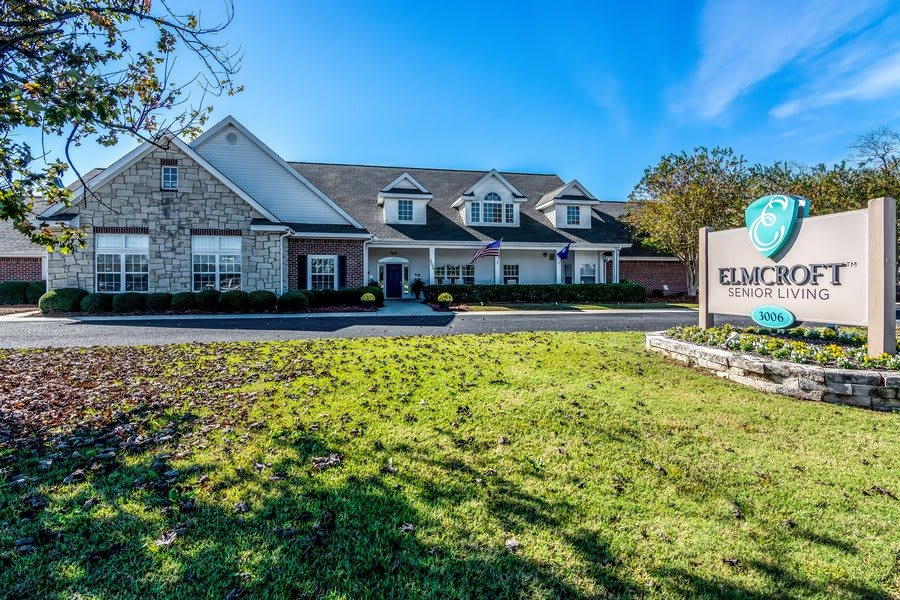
[386,264,403,298]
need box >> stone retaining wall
[645,333,900,411]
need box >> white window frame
[470,202,481,223]
[308,254,338,290]
[397,199,413,222]
[566,205,581,226]
[191,235,242,291]
[579,263,597,284]
[483,192,504,224]
[95,234,150,293]
[161,166,178,191]
[503,264,519,285]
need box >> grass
[460,302,698,311]
[0,332,898,599]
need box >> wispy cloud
[675,0,886,120]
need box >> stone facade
[0,257,42,282]
[645,333,900,411]
[46,145,284,293]
[287,238,366,290]
[611,260,687,295]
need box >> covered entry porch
[366,241,624,299]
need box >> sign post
[699,196,897,357]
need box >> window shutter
[297,254,308,289]
[338,255,348,289]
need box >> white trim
[452,169,527,208]
[307,254,339,290]
[41,136,281,223]
[376,256,410,264]
[0,252,46,258]
[369,239,632,251]
[288,231,372,240]
[535,179,599,211]
[190,116,365,229]
[381,172,429,194]
[161,165,178,191]
[618,256,680,262]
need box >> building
[6,116,686,297]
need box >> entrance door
[385,264,403,298]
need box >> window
[95,234,149,292]
[397,199,413,222]
[503,264,519,285]
[579,263,596,284]
[446,264,461,283]
[504,203,515,224]
[564,264,573,285]
[470,202,480,223]
[433,265,445,284]
[161,166,178,190]
[461,264,475,285]
[566,205,581,226]
[309,255,338,290]
[192,235,241,291]
[483,192,503,223]
[436,264,474,284]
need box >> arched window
[482,192,503,222]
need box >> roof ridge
[287,160,560,178]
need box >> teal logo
[751,305,796,329]
[745,195,809,258]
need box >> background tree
[624,147,748,295]
[1,0,241,251]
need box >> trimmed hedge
[80,293,114,314]
[146,292,173,313]
[39,288,88,314]
[112,292,147,313]
[219,290,250,313]
[423,283,646,304]
[0,281,29,305]
[248,290,277,312]
[171,291,197,311]
[277,290,310,313]
[305,285,384,308]
[195,289,221,311]
[26,281,46,304]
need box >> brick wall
[287,238,365,289]
[610,259,687,295]
[0,257,42,282]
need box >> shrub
[422,282,646,304]
[248,290,277,312]
[277,290,310,313]
[39,288,88,314]
[437,292,453,303]
[171,292,197,311]
[360,292,376,308]
[112,292,147,313]
[146,292,173,313]
[195,289,221,311]
[26,281,46,304]
[303,285,384,308]
[219,290,250,313]
[0,281,29,305]
[80,293,114,314]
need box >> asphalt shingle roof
[289,162,634,246]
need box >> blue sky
[36,0,900,198]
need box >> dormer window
[397,199,413,222]
[454,170,526,226]
[566,205,581,226]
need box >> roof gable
[452,169,526,207]
[536,179,599,210]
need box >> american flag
[471,239,502,263]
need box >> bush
[304,285,385,308]
[112,292,147,313]
[422,283,646,304]
[39,288,88,314]
[171,292,197,311]
[248,290,277,312]
[26,281,46,304]
[195,289,221,311]
[277,290,310,313]
[0,280,29,305]
[80,293,114,314]
[219,290,250,313]
[361,292,376,303]
[146,292,173,313]
[437,292,453,303]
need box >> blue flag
[556,243,571,260]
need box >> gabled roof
[451,169,527,207]
[290,162,633,247]
[536,180,598,210]
[40,135,280,222]
[190,115,364,228]
[377,172,433,205]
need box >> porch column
[494,255,501,284]
[555,254,562,283]
[428,246,435,284]
[363,242,369,285]
[612,248,620,283]
[598,252,606,283]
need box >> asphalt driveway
[0,310,700,349]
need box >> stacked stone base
[645,333,900,411]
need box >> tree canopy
[1,0,241,250]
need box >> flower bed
[665,324,897,370]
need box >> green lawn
[0,333,898,599]
[460,302,698,312]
